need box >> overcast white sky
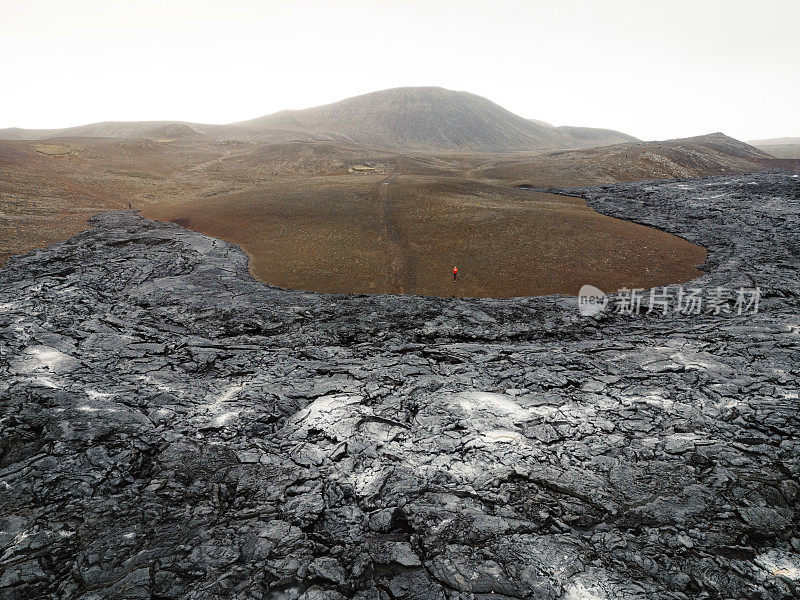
[1,0,798,140]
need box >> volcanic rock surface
[1,172,799,599]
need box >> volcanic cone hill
[0,87,637,151]
[236,87,639,151]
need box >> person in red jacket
[453,266,459,281]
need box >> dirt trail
[377,176,415,294]
[188,147,254,174]
[168,147,252,192]
[189,148,236,172]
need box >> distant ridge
[676,132,773,160]
[474,132,773,185]
[0,87,637,152]
[748,136,800,160]
[0,121,203,141]
[747,136,800,146]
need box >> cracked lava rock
[1,171,799,599]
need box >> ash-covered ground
[0,172,798,599]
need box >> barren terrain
[1,130,779,297]
[1,172,797,599]
[143,175,706,297]
[1,88,785,299]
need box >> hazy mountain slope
[239,87,559,151]
[748,136,800,146]
[0,87,637,151]
[240,87,638,151]
[0,121,204,141]
[748,137,800,159]
[526,118,637,147]
[553,125,638,147]
[753,145,800,159]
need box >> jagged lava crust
[0,172,798,599]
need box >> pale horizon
[1,0,798,141]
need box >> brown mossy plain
[142,173,707,298]
[0,134,756,297]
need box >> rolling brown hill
[473,133,773,186]
[0,87,637,152]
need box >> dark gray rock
[0,171,798,599]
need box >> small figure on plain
[453,265,459,281]
[128,202,132,209]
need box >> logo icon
[578,285,608,316]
